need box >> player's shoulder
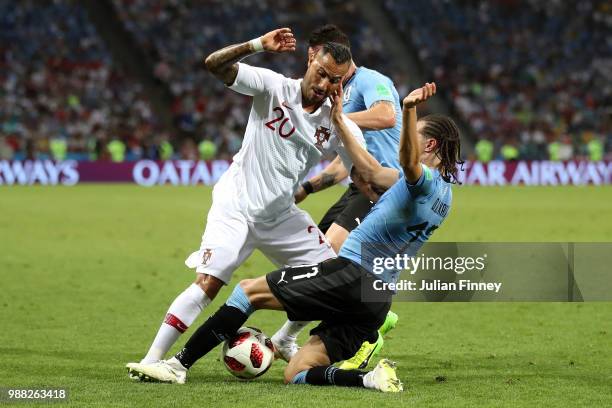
[356,66,394,84]
[403,164,445,198]
[430,167,453,198]
[239,62,293,87]
[280,75,305,97]
[423,165,447,188]
[353,67,398,102]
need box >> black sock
[305,366,366,387]
[175,304,247,369]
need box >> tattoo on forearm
[321,173,336,188]
[311,172,337,192]
[205,42,254,85]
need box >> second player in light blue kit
[341,65,402,169]
[298,24,403,251]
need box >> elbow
[371,114,395,130]
[384,114,396,129]
[359,164,380,185]
[204,54,216,73]
[399,158,408,177]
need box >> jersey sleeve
[406,163,436,197]
[331,115,367,170]
[361,76,396,109]
[228,63,284,96]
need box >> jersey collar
[343,66,360,87]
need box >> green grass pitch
[1,185,611,407]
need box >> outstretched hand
[403,82,436,109]
[330,82,344,124]
[261,28,296,53]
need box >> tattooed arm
[204,42,253,85]
[295,156,348,203]
[204,28,296,86]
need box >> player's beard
[300,79,326,108]
[306,87,326,107]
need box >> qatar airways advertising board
[0,160,611,187]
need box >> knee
[283,357,310,384]
[238,279,254,298]
[238,278,267,309]
[194,273,223,299]
[237,279,258,307]
[284,366,311,385]
[284,366,300,384]
[325,233,343,254]
[328,238,342,254]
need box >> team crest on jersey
[201,248,213,266]
[343,85,352,103]
[314,126,331,147]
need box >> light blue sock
[290,370,308,385]
[225,284,255,315]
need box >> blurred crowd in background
[112,0,395,161]
[0,0,168,162]
[385,0,611,162]
[1,0,610,163]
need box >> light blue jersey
[343,67,402,170]
[339,165,452,284]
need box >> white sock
[141,284,211,363]
[272,320,310,343]
[362,371,376,389]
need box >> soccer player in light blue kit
[126,82,464,393]
[274,24,403,368]
[297,24,402,252]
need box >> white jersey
[220,62,365,222]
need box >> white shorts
[184,186,337,284]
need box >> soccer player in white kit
[126,28,365,374]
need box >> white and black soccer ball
[221,327,274,379]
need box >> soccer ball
[221,326,274,379]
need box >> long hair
[419,114,464,184]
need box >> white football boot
[126,357,187,384]
[362,359,404,393]
[270,335,299,362]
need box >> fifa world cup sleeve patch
[375,83,392,97]
[406,163,433,195]
[424,165,433,181]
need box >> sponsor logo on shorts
[277,270,288,285]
